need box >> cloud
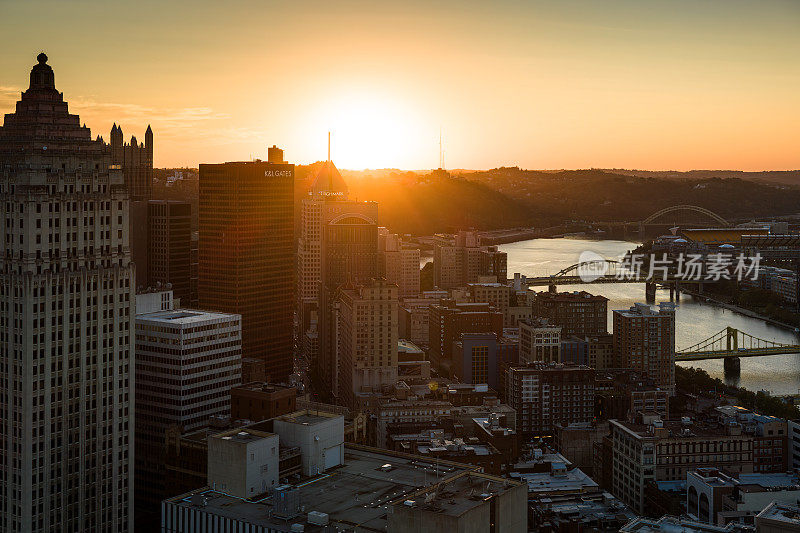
[67,96,230,136]
[0,86,22,108]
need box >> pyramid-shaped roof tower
[310,159,348,197]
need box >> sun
[301,91,428,170]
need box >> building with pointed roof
[0,53,133,532]
[297,148,380,402]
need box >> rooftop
[166,445,490,531]
[390,470,524,519]
[136,309,239,325]
[212,428,275,444]
[274,410,342,426]
[756,501,800,525]
[234,382,297,394]
[620,515,752,532]
[533,290,609,302]
[530,491,636,528]
[613,302,675,318]
[512,466,598,494]
[397,339,424,354]
[612,419,737,439]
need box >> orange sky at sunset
[1,0,798,171]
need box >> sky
[1,0,799,171]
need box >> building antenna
[328,131,331,162]
[439,128,443,169]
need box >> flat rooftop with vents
[163,444,523,532]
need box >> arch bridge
[641,205,730,227]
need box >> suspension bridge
[676,327,800,362]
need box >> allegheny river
[497,237,800,396]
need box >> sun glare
[302,92,427,170]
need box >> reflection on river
[497,237,800,396]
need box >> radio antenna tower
[439,128,445,170]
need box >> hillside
[295,164,537,235]
[463,168,800,224]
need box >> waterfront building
[613,302,676,395]
[531,290,609,337]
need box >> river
[493,237,800,396]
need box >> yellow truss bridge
[676,327,800,361]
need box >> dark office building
[452,332,518,390]
[148,200,192,304]
[428,302,504,366]
[199,157,294,380]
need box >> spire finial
[327,131,331,162]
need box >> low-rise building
[429,301,504,367]
[272,410,345,476]
[716,406,788,473]
[609,418,754,514]
[530,490,636,532]
[755,502,800,532]
[397,339,431,381]
[230,383,298,421]
[207,428,281,497]
[620,515,754,532]
[399,291,448,345]
[376,400,453,449]
[554,421,610,477]
[164,445,527,533]
[595,368,669,421]
[512,460,599,496]
[452,332,518,390]
[687,468,800,526]
[519,318,561,363]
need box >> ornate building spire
[29,52,56,91]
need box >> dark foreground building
[199,155,294,380]
[0,53,133,532]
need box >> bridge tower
[724,327,741,374]
[645,282,656,302]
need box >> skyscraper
[199,155,294,381]
[147,200,191,305]
[0,54,133,532]
[109,117,153,289]
[433,230,507,289]
[378,228,421,298]
[134,302,241,524]
[335,278,399,408]
[612,302,676,395]
[296,157,379,400]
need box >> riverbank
[680,287,799,333]
[413,224,642,251]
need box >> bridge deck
[676,346,800,361]
[524,275,699,286]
